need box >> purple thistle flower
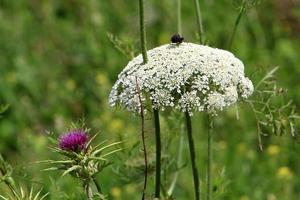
[59,129,88,152]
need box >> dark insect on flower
[59,129,88,152]
[171,34,184,44]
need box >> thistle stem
[185,112,200,200]
[206,115,213,200]
[153,108,161,198]
[193,0,204,44]
[93,178,102,195]
[84,183,93,200]
[139,0,148,63]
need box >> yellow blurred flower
[218,140,227,150]
[267,145,280,156]
[6,72,17,84]
[246,149,255,160]
[277,166,293,180]
[66,79,76,91]
[125,184,135,194]
[237,143,246,154]
[96,73,109,86]
[91,12,103,26]
[240,195,250,200]
[267,193,277,200]
[109,119,125,133]
[111,187,122,199]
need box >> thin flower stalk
[136,77,148,200]
[206,115,213,200]
[185,112,200,200]
[177,0,182,35]
[193,0,204,44]
[228,1,246,50]
[139,0,162,197]
[139,0,148,63]
[153,108,162,198]
[167,1,185,196]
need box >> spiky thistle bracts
[109,42,253,115]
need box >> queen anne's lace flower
[109,42,253,115]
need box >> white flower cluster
[109,42,253,115]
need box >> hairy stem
[136,77,148,200]
[185,112,200,200]
[139,0,148,63]
[206,115,213,200]
[153,109,161,198]
[193,0,204,44]
[138,0,149,197]
[228,2,246,50]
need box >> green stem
[228,2,246,50]
[138,0,149,197]
[177,0,182,35]
[206,115,213,200]
[153,109,161,198]
[185,112,200,200]
[139,0,148,63]
[193,0,204,44]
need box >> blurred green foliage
[1,0,300,199]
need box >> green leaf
[86,132,100,149]
[0,194,8,200]
[89,140,108,153]
[37,160,73,164]
[0,104,9,114]
[101,148,123,158]
[255,67,279,90]
[88,156,107,162]
[42,167,60,171]
[92,142,122,156]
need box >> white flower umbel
[109,42,253,115]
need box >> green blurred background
[1,0,300,199]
